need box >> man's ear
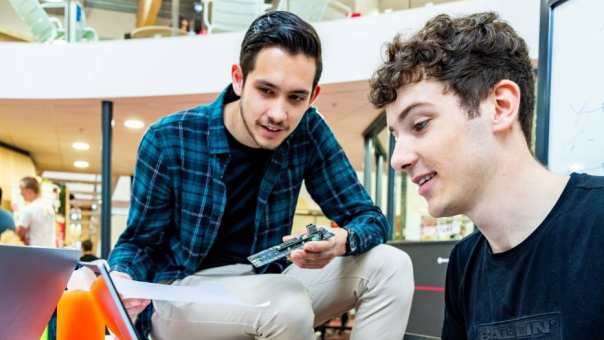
[231,64,244,96]
[491,79,521,135]
[309,85,321,105]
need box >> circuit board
[247,224,335,268]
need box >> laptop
[80,260,141,340]
[0,245,80,340]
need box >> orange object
[90,276,132,340]
[57,290,105,340]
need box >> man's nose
[390,138,417,174]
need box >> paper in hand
[112,277,270,307]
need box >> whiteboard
[538,0,604,175]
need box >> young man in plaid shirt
[109,11,413,340]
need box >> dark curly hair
[369,12,535,143]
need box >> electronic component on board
[247,224,334,268]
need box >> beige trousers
[151,244,414,340]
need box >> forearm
[108,241,154,281]
[15,225,30,243]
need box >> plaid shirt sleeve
[108,126,173,281]
[303,111,389,255]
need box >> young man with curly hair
[370,12,604,339]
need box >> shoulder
[139,106,211,153]
[448,231,484,274]
[0,208,12,219]
[291,107,336,143]
[303,107,328,130]
[150,106,209,134]
[561,173,604,215]
[570,173,604,191]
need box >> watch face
[348,231,358,252]
[351,238,358,251]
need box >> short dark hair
[20,176,40,194]
[369,12,535,143]
[82,239,93,252]
[240,11,323,89]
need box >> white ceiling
[0,80,381,177]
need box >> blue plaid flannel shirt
[108,85,389,337]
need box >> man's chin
[428,203,460,219]
[254,135,285,150]
[427,202,447,218]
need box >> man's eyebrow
[254,80,277,89]
[288,90,310,96]
[397,102,430,123]
[254,80,310,96]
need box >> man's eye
[260,88,274,95]
[289,95,306,103]
[412,120,430,132]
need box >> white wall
[0,0,539,99]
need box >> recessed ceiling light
[124,119,145,130]
[72,141,90,151]
[74,160,90,169]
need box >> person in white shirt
[16,177,55,247]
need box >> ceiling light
[568,163,584,172]
[124,119,145,130]
[74,160,90,169]
[72,141,90,151]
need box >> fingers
[110,271,149,320]
[303,238,335,253]
[123,298,150,320]
[290,248,334,269]
[282,233,303,242]
[110,271,132,281]
[283,232,337,269]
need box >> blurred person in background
[16,176,55,247]
[80,239,99,262]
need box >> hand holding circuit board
[247,224,335,268]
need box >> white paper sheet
[112,277,270,307]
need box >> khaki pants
[151,244,414,340]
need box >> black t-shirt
[442,173,604,340]
[80,254,99,262]
[199,127,273,270]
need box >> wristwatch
[344,228,359,256]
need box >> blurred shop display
[66,205,82,246]
[9,0,97,43]
[420,214,472,241]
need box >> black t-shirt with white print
[442,173,604,340]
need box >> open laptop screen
[0,245,80,340]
